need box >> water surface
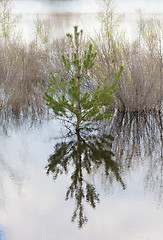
[12,0,163,41]
[0,112,162,240]
[0,1,163,239]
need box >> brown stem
[76,72,81,133]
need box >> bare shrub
[0,41,49,122]
[91,0,163,112]
[0,0,54,125]
[0,0,162,130]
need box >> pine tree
[44,26,123,133]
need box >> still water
[0,111,162,240]
[0,0,163,239]
[12,0,163,41]
[13,0,163,13]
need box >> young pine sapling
[44,26,123,133]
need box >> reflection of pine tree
[46,131,125,228]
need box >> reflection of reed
[46,131,125,228]
[109,111,162,169]
[109,111,163,202]
[144,155,163,203]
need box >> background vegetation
[0,0,162,128]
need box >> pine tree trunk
[76,73,81,133]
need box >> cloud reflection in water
[46,130,125,227]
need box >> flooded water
[12,0,163,41]
[0,0,163,239]
[0,111,162,240]
[13,0,163,14]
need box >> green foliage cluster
[44,26,123,131]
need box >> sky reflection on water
[0,1,163,238]
[12,0,163,43]
[46,131,125,228]
[13,0,163,14]
[0,111,162,239]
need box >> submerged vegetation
[0,0,162,129]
